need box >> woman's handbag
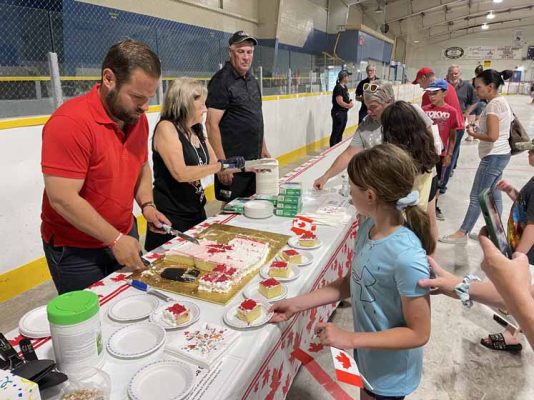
[509,111,530,155]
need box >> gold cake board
[130,224,291,305]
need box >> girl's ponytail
[404,205,436,255]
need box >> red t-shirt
[423,103,459,154]
[41,84,149,248]
[422,82,464,130]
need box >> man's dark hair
[101,39,161,87]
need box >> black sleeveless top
[152,121,209,223]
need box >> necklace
[190,139,207,166]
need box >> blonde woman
[145,78,244,251]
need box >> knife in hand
[161,224,199,245]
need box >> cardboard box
[222,197,252,214]
[275,209,299,217]
[279,182,302,196]
[0,370,41,400]
[276,195,300,204]
[275,201,301,211]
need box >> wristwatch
[455,274,481,308]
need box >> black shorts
[428,174,439,202]
[214,171,256,202]
[364,388,405,400]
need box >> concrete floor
[2,95,533,399]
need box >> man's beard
[105,88,142,125]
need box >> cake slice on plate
[236,299,262,324]
[258,278,283,299]
[269,260,291,278]
[298,232,319,248]
[281,249,302,264]
[162,303,191,326]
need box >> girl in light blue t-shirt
[271,143,433,400]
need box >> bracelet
[141,201,156,211]
[106,232,123,248]
[454,274,481,308]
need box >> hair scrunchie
[396,191,419,211]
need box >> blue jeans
[460,154,511,234]
[440,129,464,193]
[43,216,139,294]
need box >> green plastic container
[47,291,103,372]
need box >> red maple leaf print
[88,280,105,289]
[262,367,271,386]
[8,334,24,347]
[289,333,302,364]
[308,342,324,353]
[266,366,282,400]
[111,274,127,282]
[336,352,352,369]
[306,308,317,332]
[282,374,292,394]
[287,331,294,344]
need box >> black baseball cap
[228,31,258,46]
[338,70,352,79]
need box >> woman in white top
[440,69,513,243]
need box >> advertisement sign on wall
[442,46,522,60]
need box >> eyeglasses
[363,83,380,92]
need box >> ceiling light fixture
[487,11,495,19]
[493,0,503,3]
[414,40,420,43]
[481,23,489,30]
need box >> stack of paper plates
[244,200,274,219]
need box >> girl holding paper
[270,143,432,400]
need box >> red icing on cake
[271,260,288,269]
[283,249,299,256]
[166,303,187,315]
[213,264,238,276]
[260,278,280,288]
[200,272,231,283]
[240,299,258,311]
[300,232,317,239]
[206,244,233,254]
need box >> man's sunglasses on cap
[363,83,380,92]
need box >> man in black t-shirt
[355,64,377,123]
[206,31,270,202]
[329,70,354,147]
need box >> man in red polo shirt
[41,39,171,294]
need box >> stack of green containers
[275,183,302,217]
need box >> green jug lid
[47,290,99,325]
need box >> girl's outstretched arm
[270,274,351,323]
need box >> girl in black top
[145,78,222,251]
[330,70,354,147]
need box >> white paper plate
[243,282,288,303]
[223,300,273,329]
[244,200,274,219]
[128,360,195,400]
[288,236,322,250]
[259,264,300,282]
[108,295,160,322]
[149,301,200,330]
[18,305,50,338]
[280,250,313,267]
[107,322,166,359]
